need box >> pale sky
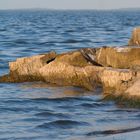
[0,0,140,10]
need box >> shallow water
[0,10,140,140]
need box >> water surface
[0,10,140,140]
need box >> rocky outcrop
[1,51,57,82]
[0,47,140,98]
[0,27,140,106]
[129,27,140,46]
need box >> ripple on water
[76,102,107,108]
[61,39,92,44]
[37,39,92,45]
[37,120,90,129]
[86,126,140,137]
[0,10,140,140]
[31,96,94,102]
[13,39,29,44]
[35,111,71,119]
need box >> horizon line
[0,7,140,11]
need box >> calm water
[0,10,140,140]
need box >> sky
[0,0,140,10]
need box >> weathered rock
[39,61,104,90]
[125,79,140,98]
[95,47,140,69]
[0,50,92,83]
[100,68,136,97]
[54,50,91,67]
[128,27,140,46]
[0,74,14,83]
[37,50,104,90]
[80,47,140,69]
[7,51,57,82]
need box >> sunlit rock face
[7,51,57,82]
[129,27,140,46]
[80,47,140,69]
[0,48,140,92]
[54,51,91,67]
[125,79,140,99]
[99,68,136,96]
[40,61,103,90]
[39,50,103,90]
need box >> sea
[0,10,140,140]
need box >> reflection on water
[21,82,102,99]
[0,10,140,140]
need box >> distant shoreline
[0,7,140,11]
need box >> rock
[128,27,140,46]
[0,74,14,83]
[80,47,140,69]
[99,68,136,96]
[106,76,140,107]
[38,50,104,90]
[7,51,57,82]
[39,61,104,90]
[54,50,91,67]
[95,47,140,69]
[0,50,92,83]
[125,79,140,98]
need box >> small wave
[35,111,70,118]
[65,29,75,33]
[0,107,22,112]
[38,39,91,45]
[0,106,34,113]
[32,96,93,102]
[0,28,7,31]
[78,102,106,108]
[96,118,117,123]
[37,120,89,129]
[86,126,140,137]
[106,108,140,113]
[3,99,31,104]
[13,39,29,44]
[62,39,91,44]
[37,41,58,45]
[105,28,116,32]
[61,39,79,44]
[0,65,8,69]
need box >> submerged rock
[129,27,140,46]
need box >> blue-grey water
[0,10,140,140]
